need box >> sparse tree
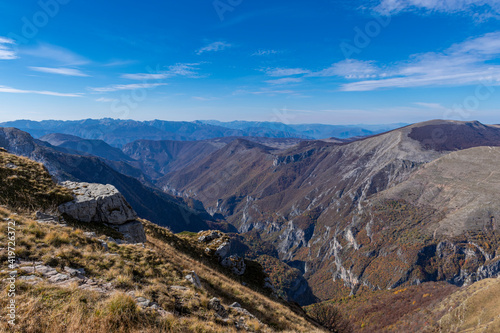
[308,303,353,333]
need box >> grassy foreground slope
[0,150,324,332]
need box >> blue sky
[1,0,500,124]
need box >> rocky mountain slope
[40,133,305,182]
[160,120,500,301]
[40,133,134,162]
[0,150,325,332]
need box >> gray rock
[220,255,246,275]
[64,266,85,277]
[5,162,18,169]
[135,296,151,308]
[170,285,188,292]
[56,277,86,287]
[101,241,109,251]
[48,273,70,283]
[20,265,58,277]
[35,211,59,223]
[112,220,147,244]
[229,302,241,308]
[198,231,222,243]
[185,271,202,288]
[19,275,42,285]
[58,181,137,225]
[208,298,227,318]
[214,241,231,259]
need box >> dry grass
[0,207,325,332]
[0,151,73,211]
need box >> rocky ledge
[58,181,146,243]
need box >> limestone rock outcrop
[198,230,246,275]
[58,181,137,224]
[58,181,146,243]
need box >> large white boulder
[58,181,137,225]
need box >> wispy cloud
[312,59,380,79]
[0,85,82,97]
[0,37,17,60]
[122,63,202,80]
[252,49,279,56]
[265,68,311,77]
[340,32,500,91]
[192,96,218,101]
[121,73,170,80]
[233,88,299,96]
[29,67,90,77]
[102,59,137,67]
[95,97,118,102]
[196,41,232,55]
[373,0,500,19]
[414,102,448,109]
[22,44,89,66]
[89,83,167,93]
[266,77,303,85]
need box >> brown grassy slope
[0,149,73,211]
[427,277,500,332]
[0,209,325,332]
[305,282,458,332]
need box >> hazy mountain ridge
[198,120,407,139]
[0,119,312,147]
[0,119,405,149]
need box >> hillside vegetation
[0,148,73,210]
[0,150,325,332]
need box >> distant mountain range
[0,119,406,147]
[199,120,407,140]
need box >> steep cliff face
[161,120,500,300]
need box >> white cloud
[266,77,303,85]
[252,49,279,56]
[29,67,90,77]
[312,59,380,79]
[265,68,311,77]
[121,73,170,80]
[122,63,202,81]
[22,44,89,66]
[373,0,500,19]
[89,83,167,93]
[192,96,218,101]
[0,85,82,97]
[0,37,17,60]
[233,88,298,96]
[196,41,232,55]
[167,63,202,77]
[95,97,118,102]
[414,102,447,109]
[340,32,500,91]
